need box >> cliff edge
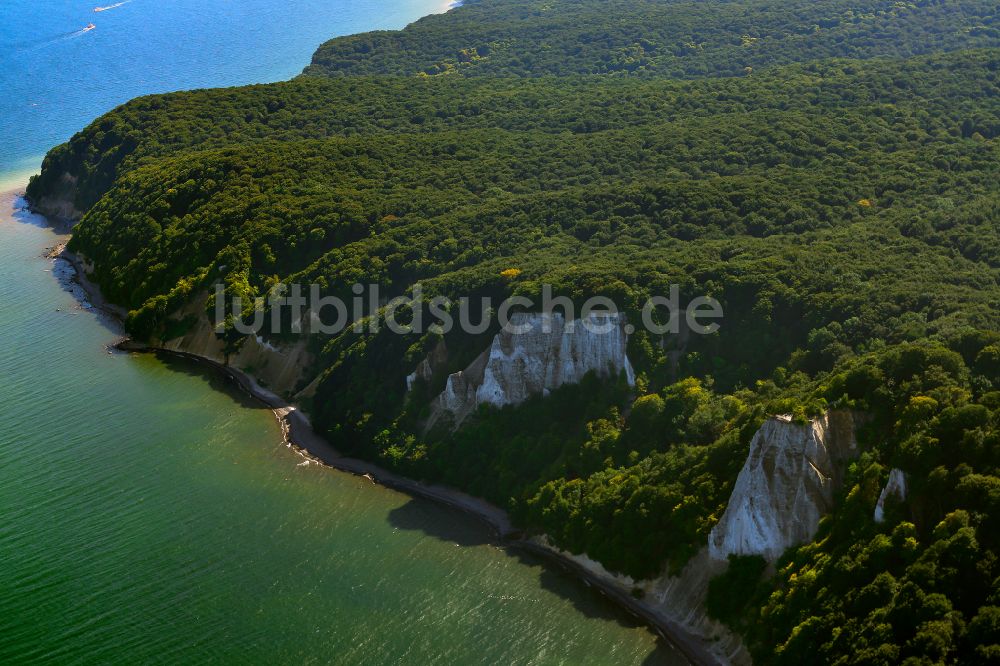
[424,312,635,429]
[708,410,859,562]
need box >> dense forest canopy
[305,0,999,77]
[27,0,1000,662]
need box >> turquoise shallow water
[0,1,684,662]
[0,0,449,185]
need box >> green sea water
[0,192,683,663]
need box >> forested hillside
[305,0,998,77]
[27,0,1000,662]
[30,50,999,216]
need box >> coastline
[42,218,517,539]
[5,176,724,665]
[48,232,718,666]
[0,168,41,196]
[118,339,720,666]
[117,339,519,538]
[3,2,735,663]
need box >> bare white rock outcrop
[424,312,635,429]
[874,468,908,523]
[709,410,859,562]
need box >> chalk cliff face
[874,468,908,523]
[424,312,635,429]
[158,293,313,398]
[709,410,859,562]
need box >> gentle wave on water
[0,191,683,665]
[0,0,458,176]
[0,0,688,660]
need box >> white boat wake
[94,0,131,12]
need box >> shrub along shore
[28,0,1000,662]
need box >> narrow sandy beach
[1,187,30,210]
[116,340,717,666]
[7,181,717,666]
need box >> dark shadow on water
[386,497,493,547]
[389,498,689,664]
[132,350,690,664]
[7,193,684,662]
[9,194,73,231]
[501,548,686,664]
[152,352,268,411]
[154,353,679,659]
[509,547,646,627]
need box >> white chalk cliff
[709,410,859,562]
[874,468,907,523]
[424,312,635,429]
